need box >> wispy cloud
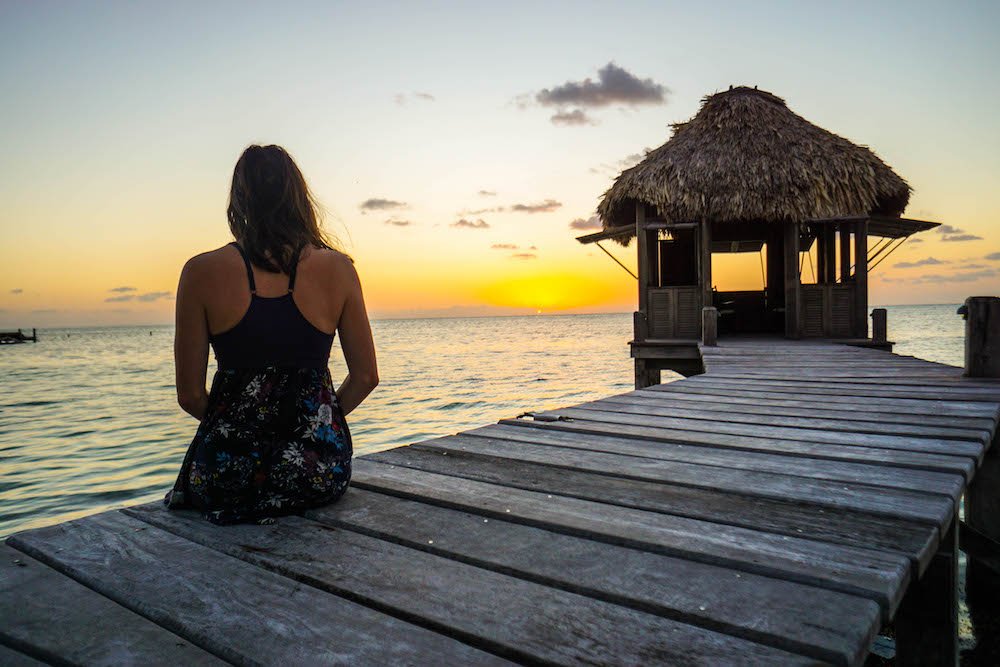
[460,206,505,215]
[907,238,924,243]
[105,295,134,303]
[478,190,497,197]
[511,252,537,260]
[536,62,667,108]
[936,224,983,242]
[551,109,595,126]
[510,199,561,214]
[394,92,435,105]
[452,218,490,229]
[491,243,519,250]
[10,288,23,294]
[384,218,414,227]
[136,291,172,302]
[894,257,947,269]
[986,252,1000,261]
[108,286,137,293]
[590,149,650,175]
[911,269,997,284]
[569,215,602,231]
[360,198,407,212]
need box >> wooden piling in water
[960,296,1000,661]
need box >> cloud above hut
[510,199,561,213]
[452,218,490,229]
[520,63,668,126]
[511,252,537,260]
[569,215,602,230]
[537,63,667,108]
[108,286,137,293]
[551,109,595,126]
[360,198,408,212]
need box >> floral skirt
[165,366,352,524]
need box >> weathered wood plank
[648,382,999,420]
[123,503,811,666]
[349,459,912,617]
[497,418,976,481]
[0,644,46,667]
[0,543,223,667]
[534,406,985,462]
[582,396,990,443]
[468,424,969,497]
[410,434,958,528]
[7,511,509,666]
[690,375,1000,400]
[623,389,997,432]
[369,443,937,571]
[305,487,881,667]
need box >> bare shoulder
[179,245,237,286]
[311,247,360,285]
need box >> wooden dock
[3,339,999,666]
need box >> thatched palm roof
[597,86,911,233]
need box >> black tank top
[210,242,335,370]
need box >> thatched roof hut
[597,86,911,234]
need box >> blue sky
[1,0,998,325]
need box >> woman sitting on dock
[165,144,378,524]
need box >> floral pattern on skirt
[165,366,352,524]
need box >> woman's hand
[174,255,210,420]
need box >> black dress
[165,242,352,524]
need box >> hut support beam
[635,203,649,343]
[839,226,852,282]
[854,221,869,338]
[699,221,712,311]
[783,223,800,338]
[823,226,837,283]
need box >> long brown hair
[227,145,340,274]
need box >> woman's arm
[174,256,210,420]
[335,258,378,416]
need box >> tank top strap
[287,244,304,292]
[231,242,257,295]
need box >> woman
[165,145,378,524]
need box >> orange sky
[1,3,997,327]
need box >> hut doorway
[709,223,785,336]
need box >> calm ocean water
[0,305,966,537]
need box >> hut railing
[800,283,855,337]
[646,286,702,339]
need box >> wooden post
[700,220,712,310]
[823,226,836,283]
[783,222,800,339]
[839,225,851,283]
[816,227,826,284]
[635,203,648,332]
[854,221,868,338]
[960,297,1000,657]
[634,358,660,390]
[895,515,959,666]
[701,307,718,346]
[871,308,887,344]
[961,296,1000,377]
